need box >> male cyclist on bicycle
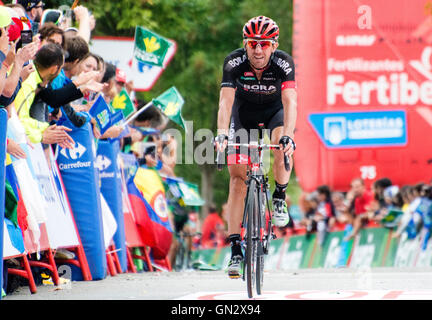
[215,16,297,278]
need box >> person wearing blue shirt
[50,35,92,128]
[17,0,44,27]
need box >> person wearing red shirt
[345,178,374,241]
[201,206,226,248]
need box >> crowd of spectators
[0,1,188,272]
[296,177,432,246]
[0,0,181,180]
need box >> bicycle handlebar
[215,142,290,172]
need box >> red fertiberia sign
[293,0,432,192]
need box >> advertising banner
[0,109,6,297]
[264,238,286,270]
[97,139,127,272]
[26,143,80,249]
[350,227,391,268]
[309,230,354,268]
[293,0,432,191]
[56,122,107,280]
[279,234,316,269]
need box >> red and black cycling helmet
[243,16,279,40]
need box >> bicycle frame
[215,124,290,298]
[225,126,279,297]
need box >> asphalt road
[4,267,432,300]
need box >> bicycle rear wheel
[244,179,258,298]
[174,239,185,271]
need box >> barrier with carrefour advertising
[56,122,107,280]
[0,109,6,298]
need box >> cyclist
[215,16,297,278]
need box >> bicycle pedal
[228,274,241,279]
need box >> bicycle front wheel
[245,179,259,298]
[256,187,265,295]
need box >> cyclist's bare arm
[280,87,297,155]
[281,87,297,138]
[216,87,235,150]
[217,87,235,136]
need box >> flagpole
[122,100,153,128]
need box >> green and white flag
[152,86,186,131]
[177,181,205,206]
[111,88,135,118]
[134,26,173,67]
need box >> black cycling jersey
[221,48,296,106]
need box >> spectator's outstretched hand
[0,28,9,57]
[16,41,38,66]
[7,139,26,159]
[4,40,17,67]
[73,70,100,87]
[89,14,96,31]
[42,124,75,149]
[20,63,35,81]
[101,125,123,139]
[80,79,107,94]
[73,5,90,22]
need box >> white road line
[176,290,432,300]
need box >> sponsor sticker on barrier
[264,238,285,270]
[350,227,390,268]
[309,230,353,268]
[280,234,316,269]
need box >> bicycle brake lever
[284,153,290,172]
[215,149,224,171]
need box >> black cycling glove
[215,134,228,145]
[279,136,296,150]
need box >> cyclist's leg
[226,105,249,277]
[226,103,250,239]
[227,164,248,247]
[269,109,294,227]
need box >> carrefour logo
[60,142,86,160]
[309,110,407,148]
[94,155,112,171]
[58,142,91,170]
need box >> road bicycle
[174,229,201,271]
[216,124,290,298]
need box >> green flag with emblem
[152,86,186,131]
[177,181,205,206]
[111,88,135,118]
[134,26,173,67]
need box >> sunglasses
[245,39,275,49]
